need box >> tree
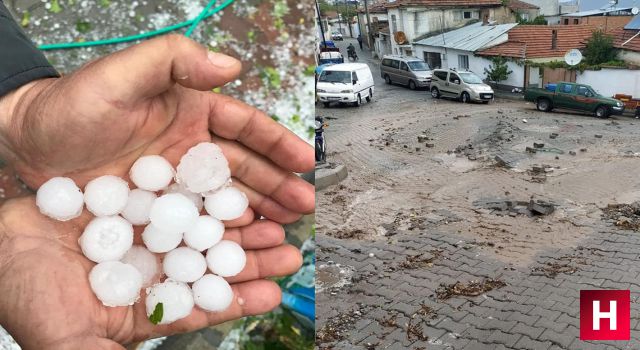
[517,15,547,25]
[484,56,513,84]
[583,30,618,65]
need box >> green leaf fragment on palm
[50,0,62,13]
[148,302,163,325]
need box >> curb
[315,163,348,191]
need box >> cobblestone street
[316,39,640,349]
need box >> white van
[316,63,375,107]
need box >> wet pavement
[316,39,640,349]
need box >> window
[390,60,400,69]
[564,18,569,25]
[520,13,530,21]
[424,52,442,69]
[577,86,593,97]
[464,11,472,19]
[400,62,409,71]
[391,15,397,33]
[458,55,469,70]
[574,19,579,25]
[382,58,392,67]
[552,30,558,49]
[405,49,413,56]
[449,73,460,84]
[433,71,448,81]
[560,84,573,94]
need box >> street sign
[565,49,583,66]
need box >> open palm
[0,196,302,350]
[2,34,314,225]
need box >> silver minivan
[380,55,432,90]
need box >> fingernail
[208,51,238,68]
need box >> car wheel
[409,80,417,90]
[354,94,362,107]
[366,89,372,102]
[461,92,470,104]
[385,75,392,85]
[323,102,330,108]
[595,106,610,118]
[536,98,552,112]
[431,87,440,99]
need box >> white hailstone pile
[35,142,249,325]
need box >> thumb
[80,34,241,105]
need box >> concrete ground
[316,39,640,349]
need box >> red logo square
[580,290,630,340]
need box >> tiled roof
[612,28,640,52]
[384,0,502,9]
[477,25,596,58]
[506,0,539,10]
[359,3,388,14]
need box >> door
[574,85,598,111]
[446,72,462,97]
[555,83,575,109]
[399,62,410,85]
[389,59,402,81]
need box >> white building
[521,0,561,23]
[413,22,521,86]
[384,0,513,57]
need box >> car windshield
[319,70,351,84]
[408,61,430,71]
[459,72,483,84]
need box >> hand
[0,197,303,349]
[0,34,314,224]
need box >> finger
[225,244,303,284]
[133,279,281,341]
[81,34,241,106]
[213,136,315,215]
[232,179,302,224]
[208,93,314,173]
[222,220,285,250]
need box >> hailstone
[36,177,84,221]
[79,216,134,263]
[141,224,183,253]
[164,183,204,211]
[176,143,230,194]
[183,215,225,251]
[192,274,233,312]
[163,247,207,283]
[145,280,194,325]
[130,155,175,191]
[121,189,157,225]
[121,245,159,287]
[149,193,199,233]
[206,240,246,277]
[89,261,143,306]
[204,187,248,221]
[84,175,130,216]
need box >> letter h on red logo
[580,290,630,341]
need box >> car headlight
[341,90,353,93]
[317,89,326,93]
[618,101,623,107]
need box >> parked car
[319,51,344,65]
[430,69,494,103]
[316,63,375,107]
[381,55,432,90]
[331,32,344,41]
[525,82,625,118]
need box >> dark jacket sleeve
[0,1,59,97]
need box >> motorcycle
[315,116,327,164]
[348,50,358,62]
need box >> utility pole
[345,0,353,38]
[315,0,327,47]
[363,0,373,51]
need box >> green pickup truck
[524,82,625,118]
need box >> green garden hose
[38,0,234,51]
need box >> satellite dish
[565,49,583,66]
[394,31,408,45]
[633,7,640,15]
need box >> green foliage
[484,56,513,83]
[517,14,547,25]
[583,30,618,65]
[20,11,30,27]
[76,20,92,33]
[50,0,62,13]
[148,303,163,325]
[99,0,110,8]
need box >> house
[560,6,636,31]
[357,2,389,50]
[383,0,513,57]
[504,0,540,22]
[519,0,561,23]
[476,25,596,88]
[413,22,519,86]
[612,15,640,65]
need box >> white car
[317,63,375,107]
[331,32,343,41]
